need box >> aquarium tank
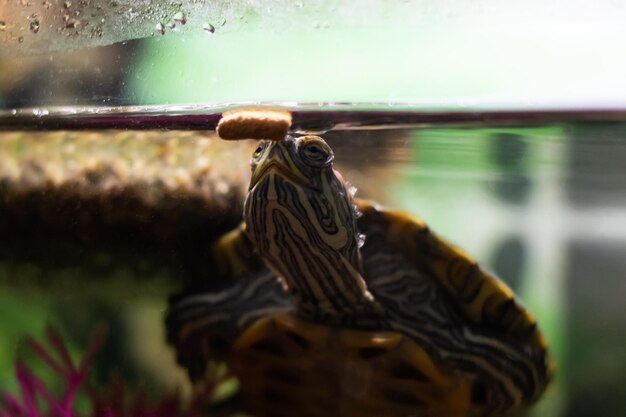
[1,1,626,417]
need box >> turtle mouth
[249,160,309,190]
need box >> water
[1,107,626,417]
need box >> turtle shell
[167,199,552,417]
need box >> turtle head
[244,136,376,317]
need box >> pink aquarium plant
[1,325,216,417]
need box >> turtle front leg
[166,270,291,379]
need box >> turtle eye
[300,140,333,167]
[253,141,266,159]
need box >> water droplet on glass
[0,21,6,31]
[30,19,40,34]
[173,11,186,25]
[203,22,215,34]
[10,109,17,115]
[155,22,165,35]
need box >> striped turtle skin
[167,135,553,417]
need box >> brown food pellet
[217,108,292,141]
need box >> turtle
[167,131,553,417]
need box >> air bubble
[30,19,40,34]
[63,0,71,8]
[357,233,366,248]
[32,108,49,117]
[353,203,363,219]
[0,21,6,31]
